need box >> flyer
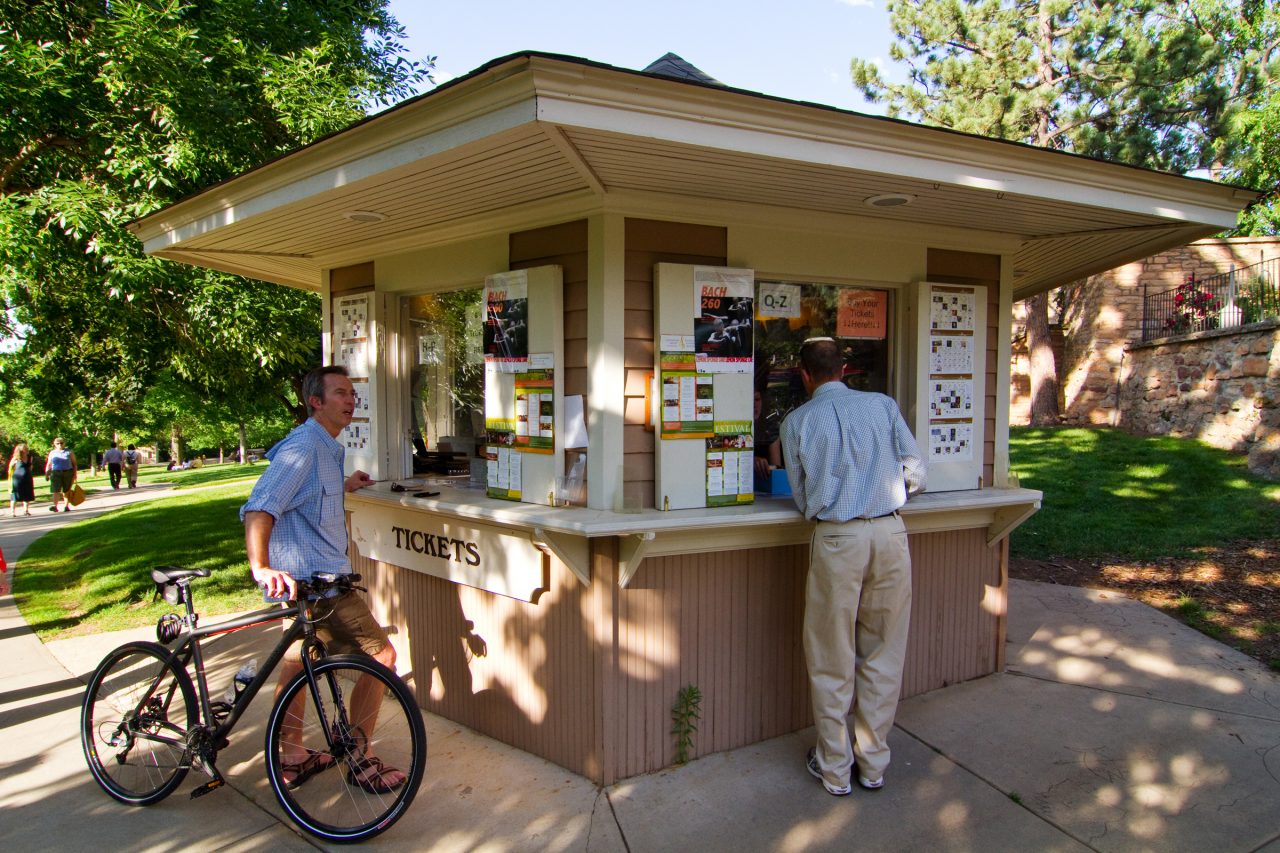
[514,369,554,453]
[483,271,529,372]
[484,426,522,500]
[693,267,754,374]
[659,351,715,438]
[705,421,755,507]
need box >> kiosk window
[404,288,484,472]
[755,282,892,425]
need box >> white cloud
[836,0,875,8]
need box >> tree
[1219,1,1280,235]
[0,1,431,431]
[851,0,1269,424]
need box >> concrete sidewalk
[1,486,1278,851]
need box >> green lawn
[1009,427,1280,560]
[75,460,266,495]
[14,482,264,639]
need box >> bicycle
[80,566,426,843]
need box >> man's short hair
[302,365,350,415]
[799,338,843,381]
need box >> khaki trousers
[803,514,911,787]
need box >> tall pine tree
[852,0,1270,423]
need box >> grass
[1009,426,1280,561]
[13,482,264,640]
[75,460,267,495]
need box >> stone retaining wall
[1010,237,1280,479]
[1118,322,1280,479]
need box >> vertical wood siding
[358,526,1001,784]
[926,249,1002,486]
[622,219,727,508]
[353,544,599,778]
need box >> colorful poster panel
[483,272,529,372]
[514,370,554,453]
[705,421,755,507]
[660,351,715,438]
[484,424,522,501]
[693,268,753,374]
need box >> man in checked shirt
[242,365,405,793]
[781,337,926,796]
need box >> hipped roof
[130,51,1257,298]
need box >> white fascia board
[137,97,540,254]
[534,95,1245,229]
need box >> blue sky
[385,0,899,115]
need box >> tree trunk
[169,423,183,464]
[1026,291,1061,426]
[238,421,249,464]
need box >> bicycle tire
[81,641,196,805]
[265,654,426,843]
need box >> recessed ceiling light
[343,210,387,223]
[864,193,914,208]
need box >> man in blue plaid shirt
[242,365,404,793]
[782,338,925,797]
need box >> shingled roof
[641,52,724,86]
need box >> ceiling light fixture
[342,210,387,223]
[864,193,915,209]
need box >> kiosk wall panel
[623,219,727,508]
[354,545,600,779]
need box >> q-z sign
[757,282,801,319]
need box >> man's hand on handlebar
[252,566,297,602]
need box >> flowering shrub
[1164,276,1221,334]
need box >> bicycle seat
[151,565,212,584]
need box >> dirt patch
[1010,538,1280,672]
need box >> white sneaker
[806,748,852,796]
[858,774,884,791]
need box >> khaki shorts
[284,590,390,662]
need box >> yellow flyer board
[659,351,714,438]
[705,421,754,507]
[514,369,554,454]
[484,419,521,501]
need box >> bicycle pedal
[190,778,225,799]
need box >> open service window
[402,288,485,476]
[754,280,895,429]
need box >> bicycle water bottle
[224,659,257,703]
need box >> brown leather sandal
[282,748,335,790]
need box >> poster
[514,369,554,453]
[659,351,715,438]
[837,289,887,339]
[929,335,974,374]
[928,423,973,461]
[483,271,529,372]
[335,295,368,344]
[929,379,973,419]
[930,288,977,331]
[705,421,754,507]
[693,267,753,374]
[484,424,522,500]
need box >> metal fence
[1141,256,1280,342]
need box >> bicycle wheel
[81,641,196,805]
[265,654,426,843]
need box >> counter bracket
[532,527,591,587]
[986,501,1041,547]
[617,532,656,588]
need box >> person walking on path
[43,438,77,514]
[8,443,36,517]
[780,337,926,797]
[102,442,124,490]
[240,365,405,793]
[123,444,140,488]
